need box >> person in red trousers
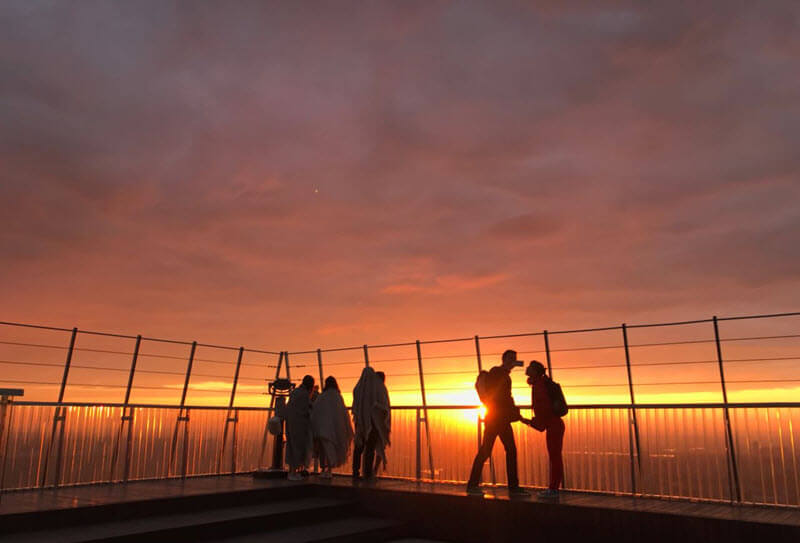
[525,360,565,499]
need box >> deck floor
[1,474,799,528]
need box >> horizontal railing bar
[0,321,74,332]
[10,401,800,410]
[77,329,138,339]
[243,348,282,355]
[5,310,797,361]
[717,311,800,322]
[13,401,274,411]
[625,318,714,329]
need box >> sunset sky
[1,2,799,406]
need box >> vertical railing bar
[218,347,244,474]
[285,351,292,382]
[228,347,244,410]
[714,315,742,503]
[415,407,421,480]
[123,407,135,482]
[474,335,496,485]
[181,407,190,479]
[317,349,324,387]
[56,328,78,405]
[170,341,196,476]
[109,334,141,481]
[231,407,239,473]
[622,323,641,495]
[0,396,14,496]
[543,330,553,378]
[363,345,370,368]
[178,341,197,409]
[474,335,483,372]
[415,340,434,481]
[123,335,142,406]
[260,351,285,466]
[41,326,77,488]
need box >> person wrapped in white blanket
[311,376,353,478]
[351,367,391,480]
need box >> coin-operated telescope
[255,378,295,478]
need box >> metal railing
[1,311,799,507]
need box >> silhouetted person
[373,371,387,475]
[311,376,353,478]
[310,384,321,473]
[352,367,391,480]
[466,350,530,496]
[526,360,566,498]
[285,375,314,481]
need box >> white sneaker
[320,470,333,479]
[287,472,303,481]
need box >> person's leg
[352,439,364,477]
[497,423,519,489]
[546,419,565,490]
[363,429,379,479]
[318,442,327,470]
[467,422,499,487]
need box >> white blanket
[311,388,353,468]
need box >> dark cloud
[1,1,799,350]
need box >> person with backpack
[466,349,530,497]
[525,360,567,499]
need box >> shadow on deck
[1,475,799,542]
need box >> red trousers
[546,419,565,490]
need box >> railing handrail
[3,310,799,357]
[11,400,800,410]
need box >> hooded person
[351,367,391,480]
[285,375,315,481]
[311,376,353,478]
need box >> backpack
[475,370,495,404]
[545,378,568,417]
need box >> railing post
[41,326,77,488]
[284,351,292,382]
[110,334,141,482]
[622,324,641,495]
[0,393,15,495]
[317,349,324,387]
[474,335,495,485]
[416,340,435,480]
[363,345,370,368]
[714,316,742,503]
[170,341,196,477]
[543,330,553,378]
[123,407,135,482]
[415,407,421,481]
[474,335,483,371]
[218,346,244,474]
[181,407,190,478]
[260,351,285,467]
[231,407,239,473]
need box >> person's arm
[504,374,522,422]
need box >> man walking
[466,350,530,496]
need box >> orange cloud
[382,273,509,295]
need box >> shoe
[320,470,332,479]
[287,472,303,481]
[466,485,485,496]
[537,489,559,499]
[509,487,531,497]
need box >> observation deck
[0,475,798,542]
